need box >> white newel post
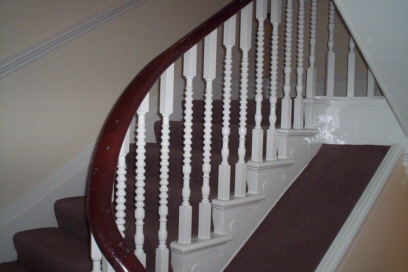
[347,36,356,97]
[115,128,130,237]
[252,0,267,162]
[199,30,217,240]
[266,0,281,161]
[281,0,294,130]
[235,3,253,197]
[325,0,336,97]
[156,64,174,272]
[306,0,317,99]
[91,234,102,272]
[293,0,305,129]
[218,15,236,201]
[135,94,149,266]
[178,45,197,244]
[367,69,375,97]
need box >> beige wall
[0,0,231,209]
[339,160,408,272]
[0,0,123,59]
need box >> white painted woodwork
[178,46,197,245]
[294,0,305,129]
[252,0,267,162]
[91,234,102,272]
[156,64,174,272]
[171,131,319,272]
[266,0,281,161]
[367,69,375,97]
[218,16,236,201]
[306,0,318,99]
[347,37,356,97]
[281,0,294,129]
[134,94,149,266]
[199,30,217,240]
[235,3,253,197]
[325,1,336,97]
[334,0,408,136]
[311,97,408,148]
[102,257,115,272]
[115,128,130,237]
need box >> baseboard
[0,0,147,78]
[0,143,95,262]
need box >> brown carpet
[225,144,390,272]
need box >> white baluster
[115,128,130,237]
[134,94,149,267]
[235,3,253,197]
[218,15,236,201]
[178,46,197,244]
[281,0,294,129]
[156,64,174,272]
[266,0,281,161]
[306,0,318,99]
[347,37,356,97]
[367,69,375,96]
[293,0,305,129]
[252,0,267,162]
[102,257,115,272]
[199,30,217,240]
[326,0,336,97]
[91,234,102,272]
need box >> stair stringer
[170,129,320,272]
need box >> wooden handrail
[87,0,253,271]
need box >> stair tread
[14,227,91,272]
[0,261,35,272]
[225,144,390,272]
[55,196,89,240]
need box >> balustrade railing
[88,0,380,271]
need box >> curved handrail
[87,0,254,271]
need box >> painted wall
[0,0,231,210]
[338,160,408,272]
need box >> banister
[87,0,253,271]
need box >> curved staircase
[0,98,277,272]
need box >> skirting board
[0,0,147,79]
[316,143,405,271]
[0,143,95,262]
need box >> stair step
[142,143,248,181]
[54,196,89,240]
[225,144,390,272]
[191,99,278,126]
[0,261,35,272]
[154,121,257,154]
[14,227,92,272]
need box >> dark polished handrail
[87,0,254,271]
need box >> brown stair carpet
[0,98,274,272]
[225,144,390,272]
[1,99,390,272]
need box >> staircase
[0,102,390,272]
[0,98,274,272]
[2,0,408,271]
